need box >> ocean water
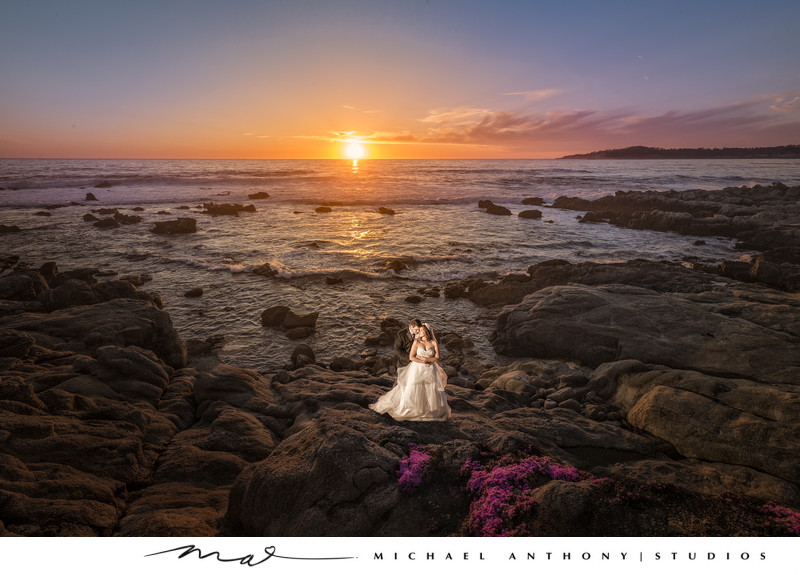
[2,158,799,371]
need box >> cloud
[502,89,561,103]
[413,91,800,149]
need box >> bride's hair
[420,325,434,341]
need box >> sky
[1,0,799,159]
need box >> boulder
[329,357,364,372]
[291,344,316,369]
[151,218,196,235]
[518,209,543,219]
[85,192,100,199]
[248,192,270,199]
[184,288,203,298]
[378,207,395,215]
[202,203,256,216]
[260,306,289,327]
[486,204,512,216]
[93,218,119,229]
[494,283,800,385]
[315,206,333,213]
[522,197,545,206]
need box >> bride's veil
[423,322,435,341]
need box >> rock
[225,413,400,536]
[485,204,512,216]
[494,283,800,385]
[286,327,314,339]
[405,295,423,304]
[488,371,533,394]
[248,192,270,199]
[34,211,51,217]
[0,224,22,234]
[325,276,343,285]
[547,387,575,403]
[291,344,316,369]
[544,399,558,409]
[0,330,36,358]
[202,203,256,216]
[82,214,99,222]
[477,200,495,209]
[443,283,466,299]
[113,212,142,225]
[253,263,277,277]
[151,218,196,235]
[93,182,111,189]
[85,192,99,200]
[315,206,332,213]
[384,257,418,273]
[694,240,706,245]
[184,288,203,298]
[93,218,119,229]
[378,207,395,215]
[558,398,582,412]
[611,366,800,484]
[522,197,544,206]
[261,306,289,327]
[282,310,318,329]
[132,207,145,212]
[518,210,543,219]
[329,357,364,372]
[0,269,49,300]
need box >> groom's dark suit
[393,328,416,367]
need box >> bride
[370,323,451,421]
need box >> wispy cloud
[502,89,561,102]
[771,95,800,112]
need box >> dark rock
[93,218,119,229]
[184,288,203,298]
[34,211,51,217]
[522,197,544,206]
[202,203,256,216]
[93,182,112,189]
[283,310,318,329]
[152,218,196,234]
[315,206,333,213]
[485,204,512,216]
[693,240,706,246]
[248,192,270,200]
[0,270,49,300]
[0,224,22,234]
[157,210,171,215]
[261,306,289,327]
[518,210,542,219]
[85,192,99,200]
[329,357,364,372]
[405,295,423,304]
[291,344,316,369]
[113,212,142,225]
[378,207,395,215]
[83,214,99,222]
[325,276,343,285]
[478,200,495,209]
[286,327,314,339]
[132,207,145,212]
[253,263,277,277]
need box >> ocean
[2,158,799,371]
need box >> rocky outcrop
[151,218,196,234]
[201,203,256,216]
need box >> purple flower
[763,502,800,536]
[396,443,432,494]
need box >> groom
[394,318,422,367]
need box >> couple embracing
[369,319,451,421]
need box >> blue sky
[1,0,798,157]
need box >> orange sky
[1,2,798,159]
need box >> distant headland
[561,145,800,159]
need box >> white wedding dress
[370,348,451,421]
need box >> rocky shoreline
[1,185,799,537]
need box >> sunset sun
[345,141,366,160]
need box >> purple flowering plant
[763,502,800,535]
[396,443,432,494]
[460,450,587,536]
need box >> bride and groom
[369,319,451,421]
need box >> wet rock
[260,306,289,327]
[405,295,423,304]
[485,204,512,215]
[522,197,545,206]
[34,211,51,217]
[93,218,119,229]
[329,357,364,372]
[325,276,343,285]
[315,206,332,213]
[378,207,395,215]
[0,224,22,234]
[202,203,256,216]
[85,192,100,200]
[253,263,277,277]
[93,182,112,189]
[518,209,542,219]
[291,344,316,369]
[151,218,196,235]
[82,213,99,222]
[248,192,270,199]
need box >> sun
[345,141,366,160]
